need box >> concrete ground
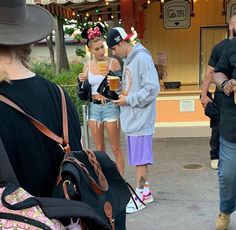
[89,136,236,230]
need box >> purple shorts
[127,135,154,166]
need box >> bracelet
[221,79,229,91]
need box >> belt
[91,98,111,104]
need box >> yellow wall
[142,0,225,84]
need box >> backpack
[0,138,111,230]
[52,149,131,230]
[0,138,64,229]
[0,182,111,230]
[0,183,64,230]
[0,86,133,229]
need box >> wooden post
[54,16,69,74]
[120,0,145,39]
[120,0,134,33]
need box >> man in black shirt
[213,17,236,230]
[201,15,236,170]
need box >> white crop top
[88,59,113,95]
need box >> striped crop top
[88,59,113,95]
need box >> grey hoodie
[120,43,160,136]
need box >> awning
[26,0,99,4]
[26,0,120,21]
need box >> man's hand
[222,79,236,96]
[112,95,127,106]
[200,95,212,108]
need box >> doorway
[199,25,228,84]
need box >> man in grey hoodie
[106,27,160,214]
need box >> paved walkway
[95,136,236,230]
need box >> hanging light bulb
[147,0,150,4]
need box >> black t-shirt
[208,39,230,68]
[208,39,230,93]
[214,37,236,143]
[0,75,82,197]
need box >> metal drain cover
[181,164,204,169]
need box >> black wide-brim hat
[0,0,54,46]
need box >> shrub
[76,47,86,58]
[30,62,54,80]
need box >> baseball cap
[106,27,133,48]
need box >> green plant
[75,47,86,58]
[30,62,54,80]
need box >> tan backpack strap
[63,154,108,193]
[57,86,70,153]
[0,85,70,153]
[104,202,115,230]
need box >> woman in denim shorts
[78,26,125,176]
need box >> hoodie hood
[125,43,151,65]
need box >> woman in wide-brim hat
[0,0,82,197]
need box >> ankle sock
[143,181,150,195]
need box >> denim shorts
[89,102,120,122]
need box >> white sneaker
[211,159,219,170]
[143,191,154,204]
[126,197,146,214]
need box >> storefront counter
[155,85,212,138]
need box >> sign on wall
[179,100,195,112]
[163,0,191,29]
[225,0,236,23]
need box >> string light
[95,7,100,13]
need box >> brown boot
[216,213,230,230]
